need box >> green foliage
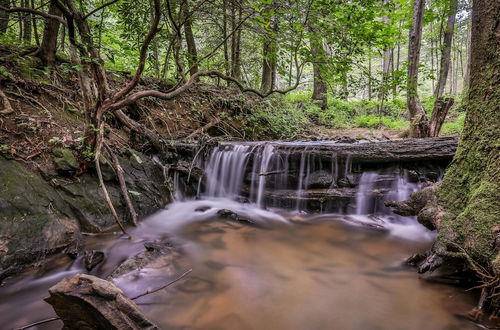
[242,97,308,139]
[441,113,465,135]
[354,114,408,130]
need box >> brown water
[0,201,479,330]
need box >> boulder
[45,274,158,330]
[53,148,79,173]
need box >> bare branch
[0,5,66,25]
[83,0,120,20]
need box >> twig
[13,316,60,330]
[131,268,193,300]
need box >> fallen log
[219,137,458,164]
[45,274,159,330]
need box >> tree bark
[429,97,454,137]
[35,1,62,66]
[230,0,242,80]
[311,36,327,109]
[182,0,198,76]
[260,38,276,92]
[22,0,31,42]
[406,0,429,138]
[432,0,499,314]
[0,0,10,35]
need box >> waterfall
[204,144,252,198]
[199,142,433,215]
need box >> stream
[0,141,479,329]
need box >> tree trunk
[311,36,327,109]
[368,55,372,101]
[182,0,198,76]
[430,0,457,137]
[0,0,10,35]
[30,0,39,45]
[22,0,31,42]
[35,1,62,66]
[436,0,500,312]
[260,38,276,92]
[230,0,242,80]
[406,0,429,138]
[379,0,392,103]
[429,97,454,137]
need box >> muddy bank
[0,150,170,282]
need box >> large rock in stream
[45,274,159,329]
[0,150,170,282]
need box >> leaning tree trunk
[406,0,429,138]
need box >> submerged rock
[45,274,158,329]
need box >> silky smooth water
[0,142,478,329]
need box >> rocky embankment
[0,149,170,282]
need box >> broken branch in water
[131,268,193,300]
[13,316,60,330]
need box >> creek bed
[0,198,479,330]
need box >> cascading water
[1,140,471,330]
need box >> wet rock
[53,148,79,173]
[307,170,333,189]
[195,206,211,212]
[407,170,420,183]
[45,274,158,329]
[108,241,176,279]
[84,250,105,271]
[0,150,170,282]
[334,136,357,143]
[217,209,257,226]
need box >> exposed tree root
[0,89,14,115]
[94,125,130,237]
[386,185,500,322]
[106,145,138,226]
